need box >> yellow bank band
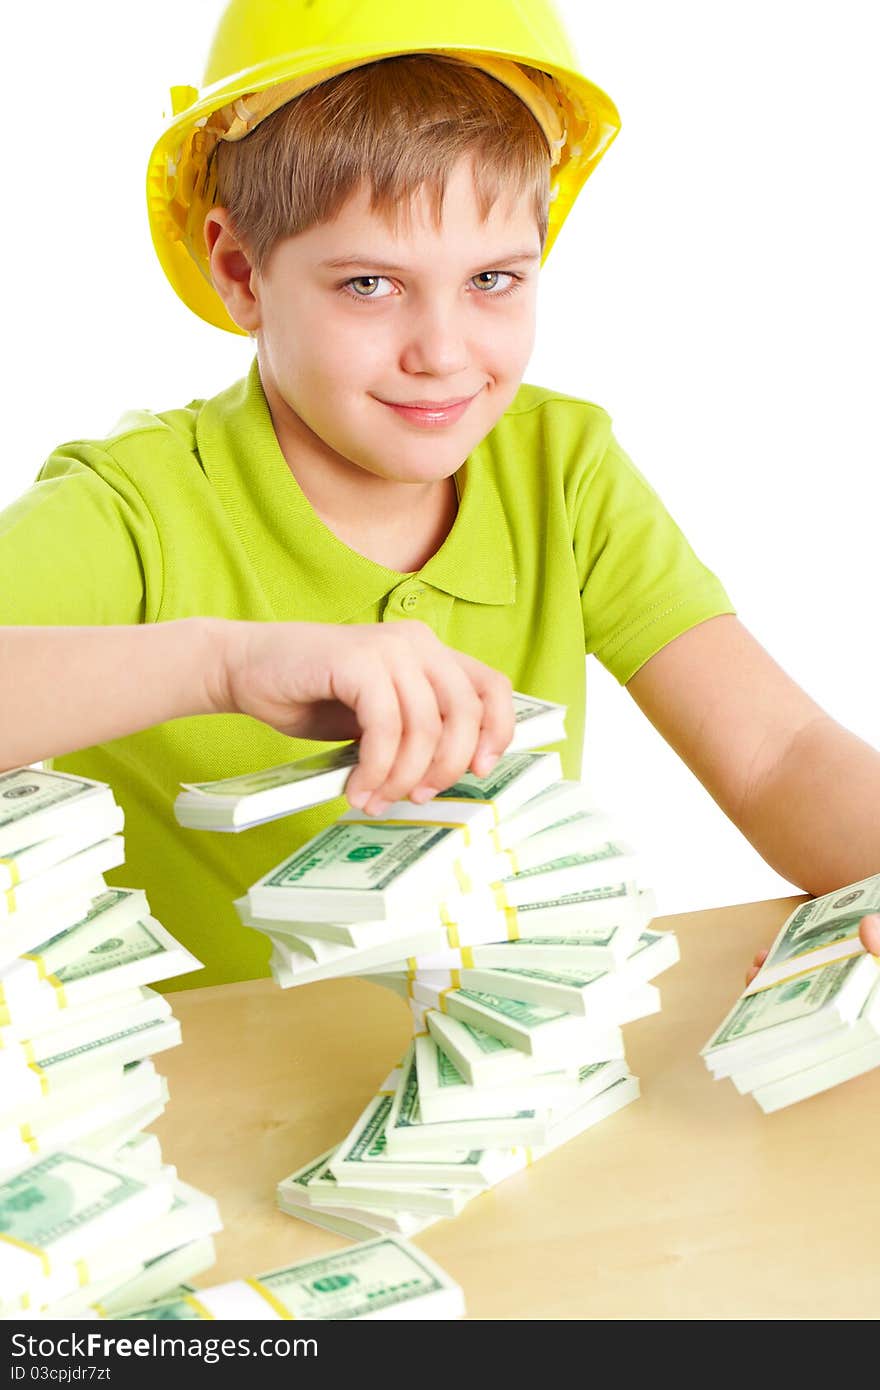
[28,1062,49,1096]
[19,1122,39,1154]
[246,1277,296,1319]
[21,952,49,981]
[344,816,474,848]
[437,985,457,1014]
[452,860,472,895]
[0,1230,51,1277]
[747,947,867,995]
[0,856,22,889]
[182,1292,216,1319]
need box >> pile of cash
[702,873,880,1111]
[177,696,679,1239]
[97,1236,464,1320]
[0,765,222,1318]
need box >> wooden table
[152,894,880,1320]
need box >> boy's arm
[624,614,880,941]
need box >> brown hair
[209,53,552,276]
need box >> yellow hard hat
[146,0,621,335]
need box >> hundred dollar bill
[0,878,106,971]
[0,1147,175,1307]
[529,1071,640,1156]
[0,1060,167,1182]
[98,1242,217,1318]
[77,1094,168,1161]
[750,873,880,989]
[390,976,629,1061]
[277,1149,440,1237]
[264,924,452,990]
[118,1235,465,1320]
[423,1010,624,1087]
[175,692,566,832]
[11,1180,221,1317]
[0,992,178,1117]
[0,887,151,1006]
[65,1236,217,1320]
[433,842,642,929]
[240,879,651,954]
[385,1043,551,1155]
[414,1032,584,1123]
[730,975,880,1094]
[751,1034,880,1113]
[493,779,598,843]
[403,912,651,973]
[702,953,880,1075]
[0,917,201,1030]
[304,1151,474,1218]
[0,769,121,858]
[246,820,497,924]
[390,928,679,1018]
[329,1084,526,1189]
[0,800,125,893]
[0,836,125,919]
[336,751,563,841]
[0,985,155,1065]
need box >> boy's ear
[203,208,261,335]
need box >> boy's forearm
[737,714,880,897]
[0,618,229,773]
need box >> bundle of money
[0,766,221,1317]
[105,1236,464,1320]
[702,873,880,1112]
[173,692,567,831]
[0,1148,222,1319]
[183,706,676,1239]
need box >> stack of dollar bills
[173,691,567,830]
[173,697,678,1240]
[0,766,221,1317]
[85,1236,464,1320]
[702,873,880,1112]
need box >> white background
[5,2,879,917]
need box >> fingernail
[348,790,368,810]
[411,786,438,804]
[367,798,389,818]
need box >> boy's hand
[214,618,516,815]
[744,914,880,987]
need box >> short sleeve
[573,428,736,685]
[0,441,164,626]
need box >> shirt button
[401,592,421,611]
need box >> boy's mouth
[376,388,481,428]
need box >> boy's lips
[379,391,479,408]
[377,393,478,428]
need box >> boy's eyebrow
[320,249,541,271]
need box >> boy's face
[210,153,541,490]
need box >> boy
[1,0,878,991]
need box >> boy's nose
[398,307,471,378]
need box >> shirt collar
[196,356,516,619]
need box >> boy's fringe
[210,54,552,276]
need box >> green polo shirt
[0,356,735,988]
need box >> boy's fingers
[452,653,515,773]
[344,666,403,807]
[860,914,880,955]
[745,946,769,987]
[367,665,444,809]
[408,662,485,801]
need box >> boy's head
[147,0,621,337]
[204,55,549,488]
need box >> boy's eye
[340,270,522,304]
